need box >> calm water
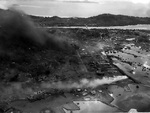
[46,24,150,30]
[106,44,150,86]
[64,101,121,113]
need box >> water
[7,76,127,113]
[106,44,150,86]
[64,101,120,113]
[45,24,150,30]
[107,83,150,112]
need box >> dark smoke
[0,8,76,59]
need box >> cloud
[130,0,150,4]
[146,3,150,16]
[1,0,150,17]
[0,1,8,9]
[19,4,43,8]
[60,0,99,3]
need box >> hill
[1,8,150,27]
[30,14,150,27]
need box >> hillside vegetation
[30,14,150,27]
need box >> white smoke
[0,76,127,101]
[41,76,128,89]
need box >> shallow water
[64,101,120,113]
[106,44,150,86]
[107,84,150,112]
[7,76,128,113]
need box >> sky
[1,0,150,17]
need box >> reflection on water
[7,76,127,113]
[103,43,150,112]
[45,24,150,30]
[7,78,150,112]
[106,43,150,86]
[108,83,150,112]
[64,101,120,113]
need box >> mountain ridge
[0,8,150,27]
[30,13,150,27]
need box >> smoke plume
[0,7,75,58]
[41,76,127,89]
[0,76,127,101]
